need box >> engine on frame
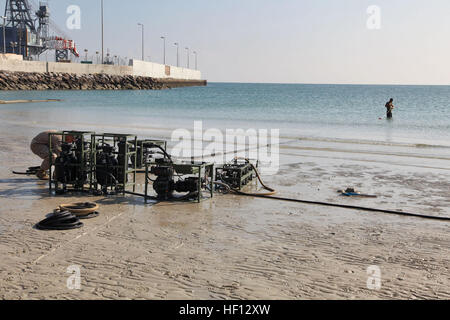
[53,138,88,193]
[215,159,255,190]
[150,159,201,201]
[94,143,127,195]
[132,140,168,169]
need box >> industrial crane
[2,0,79,61]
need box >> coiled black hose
[35,210,83,231]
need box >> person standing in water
[385,98,395,119]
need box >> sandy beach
[0,115,449,300]
[2,0,450,304]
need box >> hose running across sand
[219,158,450,222]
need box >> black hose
[148,144,173,163]
[232,191,450,222]
[95,169,119,189]
[221,159,449,221]
[35,210,83,231]
[12,166,41,175]
[12,171,34,175]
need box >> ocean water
[1,83,450,148]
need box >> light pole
[193,51,198,70]
[10,42,17,54]
[101,0,104,64]
[96,51,99,64]
[185,47,189,68]
[160,36,166,65]
[1,16,6,54]
[137,23,144,61]
[18,24,22,55]
[174,42,179,67]
[84,49,88,61]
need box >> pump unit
[91,133,138,195]
[145,160,214,203]
[48,131,94,194]
[215,159,255,190]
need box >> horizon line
[206,81,450,87]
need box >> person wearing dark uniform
[385,98,395,119]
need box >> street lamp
[1,16,7,54]
[193,51,198,70]
[84,49,88,61]
[160,36,166,65]
[174,42,179,67]
[10,41,17,54]
[101,0,104,64]
[185,47,189,68]
[137,23,144,61]
[96,51,99,64]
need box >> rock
[0,70,188,91]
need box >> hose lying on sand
[59,202,99,219]
[12,166,41,175]
[235,192,450,221]
[35,209,83,231]
[218,158,450,222]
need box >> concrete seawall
[130,60,201,80]
[0,54,205,90]
[158,78,207,88]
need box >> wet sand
[0,119,449,300]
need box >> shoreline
[2,114,450,150]
[0,119,449,299]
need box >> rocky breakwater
[0,71,169,90]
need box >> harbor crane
[2,0,79,61]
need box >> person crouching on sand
[385,98,395,119]
[30,131,74,180]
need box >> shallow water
[1,82,450,151]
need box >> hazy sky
[4,0,450,84]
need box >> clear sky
[4,0,450,84]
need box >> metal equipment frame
[215,159,254,190]
[48,131,94,193]
[91,133,138,195]
[144,162,214,203]
[134,139,168,169]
